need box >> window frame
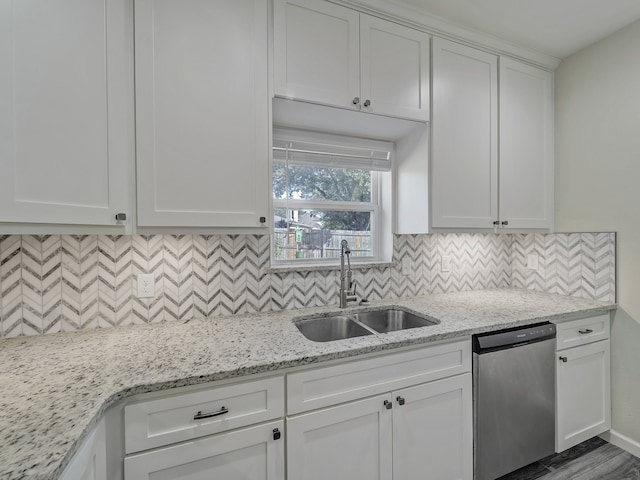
[270,128,393,268]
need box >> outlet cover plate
[137,273,155,298]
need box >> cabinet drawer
[554,314,610,351]
[124,420,284,480]
[125,376,284,453]
[287,339,470,414]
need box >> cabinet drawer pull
[194,406,229,420]
[578,329,593,335]
[559,356,568,363]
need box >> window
[272,128,393,266]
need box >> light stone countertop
[0,288,615,480]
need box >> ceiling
[387,0,640,59]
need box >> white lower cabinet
[124,420,285,480]
[393,374,472,480]
[123,375,285,480]
[59,419,107,480]
[287,340,472,480]
[287,395,393,479]
[120,342,471,480]
[555,314,611,452]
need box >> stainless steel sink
[294,315,374,342]
[294,308,438,342]
[353,309,438,333]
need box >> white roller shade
[273,129,393,171]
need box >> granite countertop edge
[0,288,616,480]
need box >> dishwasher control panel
[473,322,556,353]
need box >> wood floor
[498,437,640,480]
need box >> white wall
[555,20,640,443]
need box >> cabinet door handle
[273,428,282,440]
[194,406,229,420]
[493,220,500,225]
[363,99,371,107]
[384,400,392,410]
[353,96,360,105]
[578,328,593,334]
[559,356,568,363]
[501,220,509,226]
[396,396,406,406]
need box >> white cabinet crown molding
[330,0,561,70]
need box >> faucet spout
[339,240,358,308]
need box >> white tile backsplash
[0,232,616,337]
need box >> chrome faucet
[339,240,358,308]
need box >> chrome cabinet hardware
[384,400,392,410]
[193,406,229,420]
[396,396,406,406]
[363,99,371,107]
[559,356,568,363]
[353,96,360,105]
[578,329,593,334]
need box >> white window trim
[271,128,393,269]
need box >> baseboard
[601,430,640,458]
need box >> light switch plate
[401,258,411,276]
[527,254,539,271]
[441,255,452,272]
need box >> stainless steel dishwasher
[473,322,556,480]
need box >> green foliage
[273,165,372,231]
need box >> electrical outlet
[527,254,539,271]
[401,258,411,276]
[441,255,452,272]
[137,273,155,298]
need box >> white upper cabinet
[430,38,554,231]
[274,0,360,111]
[431,37,498,229]
[499,58,554,230]
[135,0,269,228]
[274,0,430,121]
[0,0,133,228]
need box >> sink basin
[295,315,374,342]
[294,308,438,342]
[354,309,438,333]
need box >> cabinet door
[59,419,107,480]
[431,38,498,229]
[393,374,472,480]
[499,58,554,230]
[135,0,269,227]
[273,0,360,110]
[287,395,393,480]
[360,15,430,121]
[557,340,611,452]
[0,0,132,227]
[124,420,284,480]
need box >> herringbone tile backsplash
[0,233,615,337]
